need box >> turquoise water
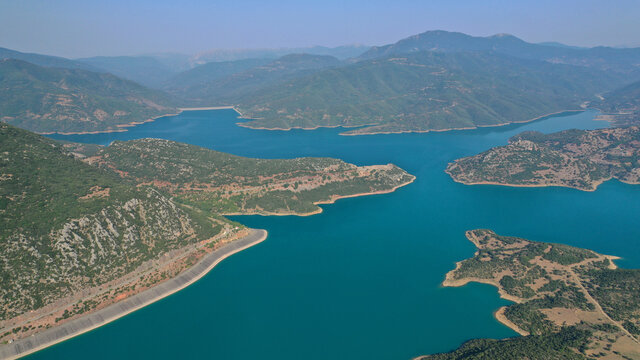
[36,110,640,359]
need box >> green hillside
[168,53,342,106]
[0,58,176,133]
[0,47,97,71]
[235,51,625,134]
[446,127,640,191]
[0,122,414,341]
[418,327,591,360]
[0,122,222,321]
[163,58,272,96]
[595,80,640,126]
[77,55,179,88]
[87,138,415,215]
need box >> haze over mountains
[594,79,640,127]
[2,30,640,134]
[0,58,176,133]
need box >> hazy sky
[2,0,639,58]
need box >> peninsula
[84,138,415,216]
[0,123,414,355]
[446,126,640,191]
[419,229,640,359]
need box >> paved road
[0,229,267,360]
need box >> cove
[35,109,640,359]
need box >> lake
[36,109,640,359]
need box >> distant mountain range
[164,54,343,105]
[0,58,175,133]
[3,30,640,134]
[190,44,370,64]
[235,50,627,134]
[75,55,181,88]
[0,46,98,71]
[358,31,640,75]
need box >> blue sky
[1,0,639,58]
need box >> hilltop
[0,59,176,134]
[446,126,640,191]
[359,30,640,76]
[85,138,415,215]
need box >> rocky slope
[0,59,176,134]
[0,123,224,333]
[446,127,640,191]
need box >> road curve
[0,229,268,360]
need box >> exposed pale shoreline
[447,166,640,191]
[442,233,623,339]
[37,106,241,136]
[237,109,585,136]
[38,107,586,137]
[442,263,529,336]
[446,175,608,192]
[221,175,416,217]
[0,229,267,360]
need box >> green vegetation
[163,57,272,97]
[0,58,176,133]
[0,123,223,321]
[434,229,640,359]
[165,54,342,106]
[88,138,414,215]
[76,55,180,88]
[417,326,592,360]
[582,269,640,336]
[358,30,640,77]
[235,51,624,134]
[0,122,413,335]
[595,80,640,127]
[0,46,97,71]
[446,126,640,190]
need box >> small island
[446,126,640,191]
[418,229,640,359]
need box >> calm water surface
[36,109,640,359]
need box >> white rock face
[0,188,202,320]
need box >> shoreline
[0,229,267,360]
[237,109,585,136]
[442,233,624,340]
[446,169,640,192]
[37,106,243,136]
[445,175,604,192]
[340,109,586,136]
[221,175,416,217]
[442,263,527,336]
[39,107,586,137]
